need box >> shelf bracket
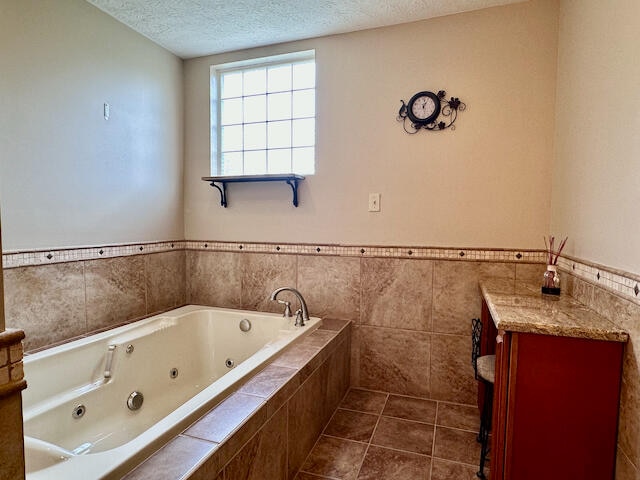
[209,181,228,207]
[285,178,300,207]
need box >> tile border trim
[3,239,639,305]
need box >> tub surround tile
[615,449,640,480]
[145,250,186,313]
[224,405,288,480]
[382,395,437,424]
[299,435,368,480]
[0,392,26,480]
[184,392,265,443]
[122,435,218,480]
[432,261,515,335]
[288,360,332,478]
[297,255,361,321]
[340,388,388,415]
[323,409,379,442]
[240,253,297,313]
[319,317,350,331]
[350,324,361,387]
[304,329,339,349]
[361,258,433,331]
[85,256,146,332]
[3,262,86,351]
[430,334,476,404]
[187,251,242,308]
[433,426,481,465]
[326,337,352,415]
[359,326,430,398]
[371,416,434,455]
[435,403,480,432]
[357,445,430,480]
[273,343,323,382]
[238,364,298,398]
[430,458,479,480]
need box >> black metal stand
[202,174,304,208]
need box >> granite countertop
[480,279,628,343]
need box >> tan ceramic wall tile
[186,251,242,308]
[0,392,26,480]
[326,336,351,413]
[515,263,546,285]
[224,405,288,480]
[145,250,186,313]
[432,261,515,335]
[288,359,331,478]
[583,286,640,468]
[571,277,595,307]
[430,334,476,404]
[615,448,640,480]
[350,324,361,387]
[240,253,297,313]
[359,326,430,398]
[123,435,217,480]
[361,258,433,331]
[297,255,360,321]
[3,263,86,351]
[85,256,146,332]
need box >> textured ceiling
[86,0,525,59]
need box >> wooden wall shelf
[202,174,304,208]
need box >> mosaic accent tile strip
[558,255,640,305]
[184,240,547,263]
[2,241,185,269]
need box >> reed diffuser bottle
[542,236,567,296]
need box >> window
[211,51,316,176]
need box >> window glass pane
[221,72,242,99]
[292,147,314,174]
[221,125,243,152]
[244,150,266,174]
[244,123,266,150]
[292,118,315,147]
[243,68,266,95]
[243,95,266,123]
[267,64,292,92]
[293,61,315,89]
[268,149,292,174]
[267,92,291,121]
[292,89,315,118]
[268,120,292,149]
[222,152,243,175]
[221,98,242,125]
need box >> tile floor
[295,388,484,480]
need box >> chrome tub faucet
[269,287,310,327]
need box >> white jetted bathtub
[22,305,321,479]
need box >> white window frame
[210,50,316,176]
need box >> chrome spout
[269,287,310,326]
[103,344,116,379]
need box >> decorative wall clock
[397,90,466,134]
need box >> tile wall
[4,240,640,480]
[3,250,185,351]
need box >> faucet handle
[277,300,292,317]
[295,309,306,327]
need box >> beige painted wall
[184,0,559,249]
[0,0,184,251]
[552,0,640,274]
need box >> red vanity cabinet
[482,298,625,480]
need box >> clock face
[411,96,436,120]
[407,91,441,124]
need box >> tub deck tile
[184,392,265,443]
[238,364,298,398]
[122,435,218,480]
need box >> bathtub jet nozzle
[103,344,117,379]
